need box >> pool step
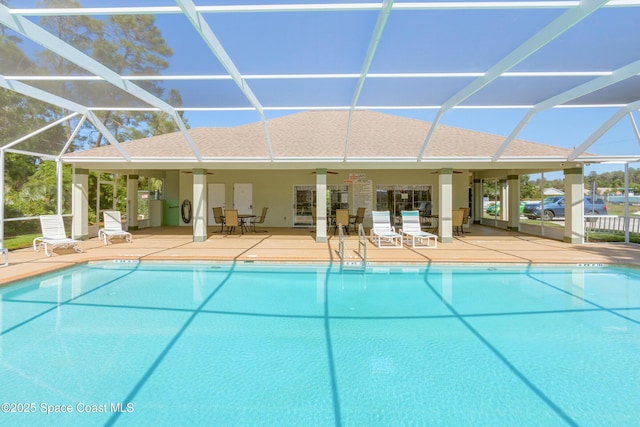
[341,249,366,270]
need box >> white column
[72,168,89,240]
[315,168,328,243]
[127,174,139,230]
[564,167,584,244]
[499,178,508,221]
[507,174,520,231]
[438,168,453,243]
[192,169,207,242]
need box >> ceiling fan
[181,170,215,175]
[309,170,339,175]
[429,170,463,174]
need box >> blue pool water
[1,261,639,426]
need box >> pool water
[1,262,639,426]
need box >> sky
[4,0,640,176]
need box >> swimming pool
[0,261,639,426]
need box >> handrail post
[338,223,345,262]
[357,223,366,265]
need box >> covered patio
[4,223,640,286]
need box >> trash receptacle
[163,199,179,226]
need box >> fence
[584,215,640,240]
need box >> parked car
[522,196,608,220]
[486,201,525,216]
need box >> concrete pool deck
[2,224,640,285]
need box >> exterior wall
[171,168,469,228]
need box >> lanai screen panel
[0,1,639,161]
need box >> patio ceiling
[1,1,640,165]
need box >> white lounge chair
[34,215,84,257]
[369,210,403,248]
[400,210,437,248]
[98,211,133,245]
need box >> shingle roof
[64,110,575,161]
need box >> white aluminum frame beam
[175,0,274,161]
[630,112,640,145]
[569,100,640,160]
[344,0,394,161]
[57,115,88,160]
[417,0,610,159]
[9,1,640,17]
[0,4,202,161]
[1,112,78,151]
[492,59,640,161]
[0,74,131,160]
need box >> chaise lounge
[34,214,84,256]
[400,210,437,248]
[98,210,133,245]
[370,210,403,248]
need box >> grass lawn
[4,234,39,251]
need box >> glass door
[375,185,433,227]
[328,185,349,216]
[293,185,315,226]
[294,185,350,226]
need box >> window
[375,185,432,226]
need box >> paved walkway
[2,225,640,286]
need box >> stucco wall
[173,169,470,228]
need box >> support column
[564,167,584,244]
[127,174,139,230]
[499,178,508,221]
[192,169,207,242]
[72,168,89,240]
[315,168,328,243]
[473,177,482,224]
[438,168,453,243]
[507,174,520,231]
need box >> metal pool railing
[357,223,367,263]
[337,222,367,267]
[338,223,345,261]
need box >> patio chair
[223,209,240,234]
[98,211,132,245]
[1,247,7,267]
[33,215,84,257]
[333,209,350,235]
[250,207,269,232]
[452,209,465,236]
[369,210,403,248]
[460,207,470,233]
[212,206,225,233]
[350,207,365,233]
[400,210,437,248]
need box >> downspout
[624,163,630,244]
[56,158,63,215]
[0,149,4,248]
[72,164,76,240]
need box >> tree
[35,0,184,150]
[37,0,103,142]
[1,30,68,224]
[86,12,178,146]
[520,175,540,200]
